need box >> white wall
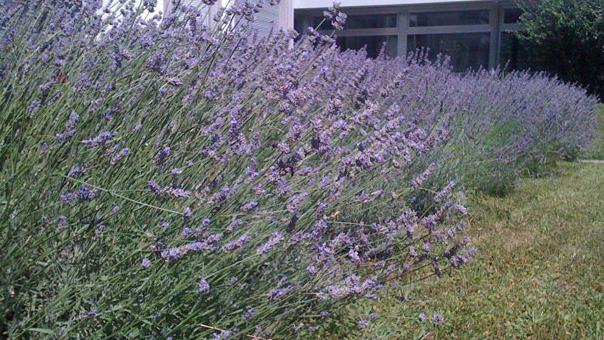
[250,2,281,35]
[163,0,294,32]
[248,1,294,34]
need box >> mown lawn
[583,104,604,160]
[344,153,604,338]
[586,104,604,160]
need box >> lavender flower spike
[256,232,285,255]
[198,278,210,294]
[82,131,112,146]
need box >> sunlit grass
[342,103,604,339]
[347,162,604,338]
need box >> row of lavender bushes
[0,1,598,338]
[378,49,598,197]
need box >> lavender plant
[0,0,597,338]
[374,52,599,196]
[0,1,473,337]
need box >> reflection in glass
[336,35,398,59]
[408,33,490,71]
[409,10,490,27]
[504,8,523,24]
[313,14,397,30]
[500,32,530,70]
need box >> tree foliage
[517,0,604,99]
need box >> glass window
[409,10,490,27]
[503,8,523,24]
[408,33,490,71]
[294,14,306,36]
[336,35,398,59]
[345,14,397,29]
[500,32,530,70]
[313,16,335,30]
[313,14,397,30]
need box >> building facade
[162,0,293,36]
[294,0,525,71]
[163,0,526,71]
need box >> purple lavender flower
[432,311,444,325]
[60,191,78,205]
[161,247,184,262]
[148,180,162,196]
[453,204,468,215]
[79,307,98,320]
[257,232,284,255]
[82,131,112,146]
[348,248,361,263]
[67,166,83,178]
[418,312,426,322]
[55,111,80,141]
[206,233,223,243]
[141,257,151,269]
[78,185,97,201]
[68,111,80,125]
[183,207,193,221]
[434,181,456,202]
[197,277,210,294]
[422,241,433,253]
[223,234,250,252]
[55,129,76,142]
[155,147,172,165]
[226,219,243,232]
[240,200,258,211]
[181,227,193,239]
[212,328,237,340]
[286,192,309,213]
[111,204,121,214]
[132,122,143,132]
[164,187,191,199]
[267,285,292,301]
[27,100,40,114]
[411,163,435,188]
[110,147,130,165]
[166,77,183,87]
[243,308,254,321]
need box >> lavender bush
[0,1,597,338]
[378,52,599,195]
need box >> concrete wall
[163,0,294,33]
[163,0,222,25]
[247,1,294,34]
[250,2,281,35]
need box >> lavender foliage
[0,0,598,338]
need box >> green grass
[585,104,604,160]
[347,161,604,338]
[338,103,604,339]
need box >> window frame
[294,0,523,70]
